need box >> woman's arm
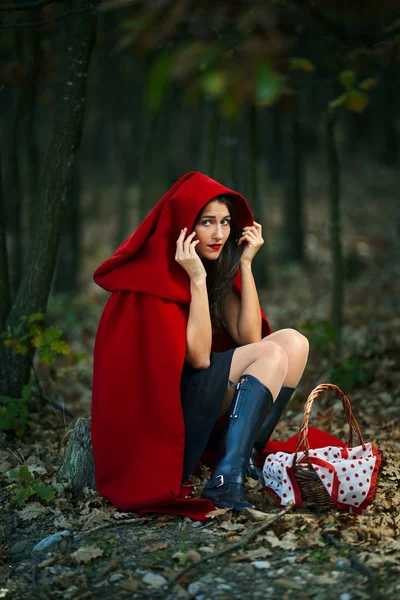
[185,276,212,369]
[224,221,264,345]
[224,262,262,346]
[174,228,212,370]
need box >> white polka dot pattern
[262,442,381,512]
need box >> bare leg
[261,329,309,388]
[218,341,288,417]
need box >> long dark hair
[193,195,244,333]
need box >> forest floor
[1,159,400,599]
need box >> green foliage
[329,70,376,114]
[146,51,177,113]
[201,69,227,98]
[289,57,315,72]
[300,320,337,353]
[6,465,55,507]
[328,358,373,392]
[255,61,281,106]
[0,385,32,437]
[3,313,69,365]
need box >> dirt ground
[1,157,400,599]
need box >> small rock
[283,556,297,564]
[32,531,70,554]
[276,567,285,576]
[198,575,214,584]
[339,595,352,600]
[216,584,232,590]
[10,540,29,555]
[109,573,124,583]
[336,558,351,569]
[188,581,204,595]
[251,561,271,570]
[142,572,167,588]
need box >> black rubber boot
[201,374,273,511]
[247,386,295,480]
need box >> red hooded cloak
[91,172,272,520]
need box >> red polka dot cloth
[262,442,382,514]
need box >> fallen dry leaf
[205,507,231,519]
[17,502,54,521]
[245,547,273,560]
[71,545,104,564]
[142,542,169,553]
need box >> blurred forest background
[1,3,400,598]
[1,0,399,434]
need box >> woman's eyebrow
[200,214,231,219]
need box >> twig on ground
[82,517,149,536]
[157,503,295,596]
[322,532,371,578]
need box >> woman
[91,172,308,520]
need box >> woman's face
[193,200,231,260]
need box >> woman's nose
[213,224,223,239]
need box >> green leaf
[145,52,176,113]
[255,61,281,106]
[201,69,227,97]
[31,481,55,503]
[220,94,241,120]
[289,57,315,73]
[345,89,369,113]
[338,70,356,90]
[359,78,377,91]
[329,93,347,111]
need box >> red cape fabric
[91,172,272,521]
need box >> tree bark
[58,418,95,490]
[326,110,343,355]
[53,165,82,294]
[0,0,97,398]
[0,145,12,331]
[249,105,268,286]
[280,98,305,262]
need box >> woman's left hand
[237,221,264,264]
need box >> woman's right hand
[175,228,207,282]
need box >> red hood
[93,171,254,302]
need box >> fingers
[176,228,198,260]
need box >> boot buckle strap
[215,474,224,487]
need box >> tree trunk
[25,26,42,243]
[249,105,268,286]
[0,145,11,331]
[380,64,398,166]
[280,99,305,262]
[7,78,25,299]
[326,110,344,355]
[58,418,95,490]
[0,0,97,399]
[53,165,82,295]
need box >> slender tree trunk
[326,110,343,355]
[0,146,11,331]
[249,105,268,286]
[0,0,97,398]
[280,99,305,262]
[26,26,42,242]
[7,79,25,298]
[53,165,81,294]
[266,103,283,181]
[380,64,398,166]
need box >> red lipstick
[208,244,222,250]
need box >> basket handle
[293,383,365,466]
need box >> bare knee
[263,328,309,358]
[251,341,288,380]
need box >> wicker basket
[292,383,366,511]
